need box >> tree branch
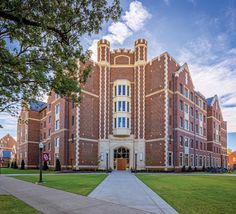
[0,11,69,45]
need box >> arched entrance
[113,147,129,170]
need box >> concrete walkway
[0,175,151,214]
[89,171,178,214]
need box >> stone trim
[145,89,165,98]
[81,90,99,98]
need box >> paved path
[89,171,178,214]
[0,175,151,214]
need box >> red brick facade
[17,39,228,170]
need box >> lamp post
[38,142,44,184]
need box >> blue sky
[0,0,236,150]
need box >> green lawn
[0,168,56,174]
[137,174,236,214]
[13,174,107,196]
[0,195,40,214]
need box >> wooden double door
[117,159,127,170]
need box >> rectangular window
[56,104,60,114]
[115,86,117,96]
[180,117,183,128]
[48,143,51,151]
[168,152,173,166]
[118,85,122,95]
[72,115,74,126]
[48,128,51,137]
[127,86,130,96]
[184,119,189,130]
[185,154,189,167]
[44,121,46,128]
[122,85,126,95]
[55,137,60,147]
[180,136,184,146]
[114,102,117,112]
[190,122,194,131]
[118,117,122,128]
[122,101,126,111]
[184,104,188,113]
[114,118,117,128]
[196,124,199,134]
[49,116,51,123]
[180,100,183,111]
[55,120,60,130]
[190,154,194,167]
[118,101,122,111]
[179,153,183,167]
[184,87,189,98]
[196,141,199,149]
[185,137,189,147]
[127,102,129,112]
[190,107,193,117]
[127,118,130,128]
[122,117,126,128]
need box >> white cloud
[103,22,132,44]
[177,37,236,132]
[0,113,17,139]
[89,1,151,61]
[123,1,151,31]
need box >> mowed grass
[13,174,107,196]
[0,168,56,174]
[137,174,236,214]
[0,195,40,214]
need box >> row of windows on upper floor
[179,100,206,122]
[114,117,130,129]
[114,85,130,97]
[40,114,75,129]
[114,101,130,113]
[176,82,206,110]
[179,116,206,136]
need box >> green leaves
[0,0,121,116]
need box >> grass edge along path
[0,195,40,214]
[136,174,236,214]
[13,174,107,196]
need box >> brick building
[17,39,228,170]
[0,134,17,166]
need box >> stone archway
[113,147,130,170]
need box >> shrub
[43,161,49,170]
[13,161,18,169]
[202,165,206,171]
[21,160,25,169]
[55,159,61,171]
[182,165,186,172]
[11,162,14,168]
[188,166,192,172]
[194,166,197,171]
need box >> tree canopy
[0,0,121,116]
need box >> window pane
[118,101,121,111]
[127,86,130,96]
[118,85,122,95]
[122,85,126,95]
[122,101,125,111]
[127,118,129,128]
[122,117,125,128]
[127,102,129,112]
[118,117,121,128]
[115,102,117,112]
[114,118,117,128]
